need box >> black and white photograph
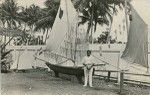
[0,0,150,95]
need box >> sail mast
[121,0,129,65]
[125,0,129,36]
[117,0,129,83]
[65,0,70,36]
[107,3,115,48]
[64,0,69,58]
[147,25,149,73]
[74,10,79,61]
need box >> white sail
[43,0,89,66]
[121,5,149,68]
[46,0,77,54]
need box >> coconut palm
[0,0,23,46]
[74,0,125,42]
[34,0,60,44]
[16,5,43,45]
[18,4,42,30]
[0,0,23,71]
[0,0,21,28]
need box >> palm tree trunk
[90,0,94,44]
[86,23,91,42]
[2,37,14,50]
[4,36,6,45]
[9,37,11,45]
[44,29,49,44]
[90,23,94,44]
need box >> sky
[132,0,150,42]
[0,0,46,8]
[15,0,46,8]
[0,0,150,41]
[132,0,150,26]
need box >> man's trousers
[84,66,94,87]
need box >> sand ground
[1,70,150,95]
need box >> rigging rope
[91,54,122,70]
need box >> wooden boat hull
[45,62,84,83]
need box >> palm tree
[19,5,42,30]
[74,0,125,43]
[0,0,21,28]
[34,0,60,44]
[97,31,110,44]
[17,4,43,45]
[0,0,22,46]
[0,0,23,71]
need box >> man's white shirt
[82,55,95,65]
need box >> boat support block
[54,71,59,77]
[76,75,83,84]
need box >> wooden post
[54,71,59,77]
[0,41,1,90]
[0,42,1,71]
[107,71,111,82]
[117,55,121,84]
[146,67,149,73]
[76,75,83,84]
[119,71,124,94]
[99,45,102,56]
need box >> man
[82,50,95,87]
